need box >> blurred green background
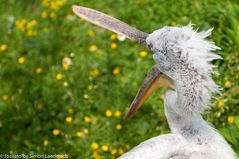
[0,0,239,158]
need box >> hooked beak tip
[72,5,77,10]
[125,106,136,120]
[125,114,130,121]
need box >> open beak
[72,5,149,48]
[72,6,171,119]
[125,65,175,120]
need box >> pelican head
[146,25,221,78]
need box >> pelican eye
[147,43,153,50]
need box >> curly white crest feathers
[147,24,222,115]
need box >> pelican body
[72,5,236,159]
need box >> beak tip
[72,5,77,10]
[125,106,137,120]
[72,5,81,14]
[124,113,131,120]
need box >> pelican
[72,6,236,159]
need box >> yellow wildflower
[110,148,117,155]
[56,73,63,80]
[50,12,56,18]
[111,34,117,40]
[84,128,89,135]
[50,1,59,11]
[63,82,68,87]
[89,44,97,52]
[35,67,43,74]
[217,100,224,108]
[194,1,200,8]
[112,67,121,75]
[114,111,121,117]
[111,43,118,49]
[76,131,83,137]
[139,51,148,58]
[125,144,130,150]
[63,65,69,71]
[21,19,27,25]
[118,148,124,155]
[68,108,74,114]
[0,44,8,51]
[27,20,37,29]
[65,116,73,123]
[171,21,177,26]
[2,95,9,101]
[224,80,232,88]
[18,57,26,64]
[70,52,75,57]
[84,116,91,123]
[90,68,100,77]
[41,11,48,18]
[105,110,113,118]
[27,30,37,36]
[36,103,43,109]
[88,30,95,38]
[66,13,73,20]
[93,151,100,159]
[15,19,27,32]
[91,142,99,150]
[83,94,89,99]
[227,116,234,124]
[27,30,33,36]
[52,129,60,136]
[101,145,109,152]
[41,0,49,7]
[43,139,49,146]
[56,0,66,6]
[88,84,94,90]
[115,124,122,130]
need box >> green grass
[0,0,239,158]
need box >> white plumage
[119,25,236,159]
